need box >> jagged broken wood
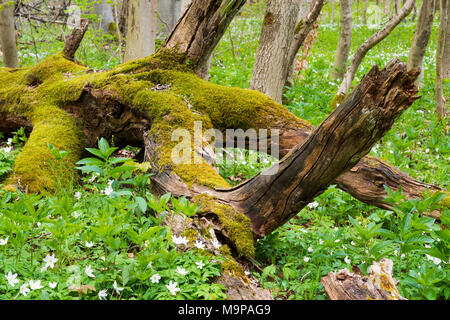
[320,258,406,300]
[63,18,89,61]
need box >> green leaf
[75,165,105,175]
[136,196,147,213]
[98,138,110,155]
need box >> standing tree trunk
[331,0,336,22]
[362,0,369,24]
[284,0,326,88]
[334,0,414,104]
[384,0,392,15]
[124,0,158,62]
[92,0,115,34]
[0,0,19,68]
[436,0,449,118]
[163,0,247,75]
[331,0,353,80]
[249,0,301,103]
[407,0,436,85]
[443,5,450,78]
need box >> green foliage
[0,137,227,300]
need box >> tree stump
[321,258,407,300]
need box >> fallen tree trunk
[321,258,406,300]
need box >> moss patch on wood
[194,194,255,258]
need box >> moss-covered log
[0,49,447,299]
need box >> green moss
[438,192,450,209]
[12,112,85,193]
[182,228,199,244]
[0,48,306,193]
[218,245,250,283]
[263,11,274,26]
[193,194,255,257]
[330,93,346,110]
[294,19,304,34]
[143,69,310,131]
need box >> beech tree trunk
[331,0,336,22]
[163,0,247,75]
[407,0,436,85]
[124,0,158,62]
[336,0,414,98]
[0,0,19,68]
[331,0,352,80]
[436,0,449,118]
[362,0,369,24]
[249,0,302,103]
[443,6,450,78]
[92,0,115,34]
[384,0,392,15]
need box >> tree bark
[162,0,247,75]
[336,0,414,98]
[92,0,115,34]
[215,59,420,237]
[443,5,450,78]
[0,0,19,68]
[436,0,449,118]
[284,0,326,88]
[321,258,406,300]
[331,0,336,22]
[384,0,392,15]
[407,0,436,85]
[124,0,158,62]
[249,0,301,103]
[331,0,353,80]
[63,18,89,61]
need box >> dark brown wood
[162,0,246,72]
[284,0,326,86]
[63,18,89,61]
[321,258,406,300]
[214,59,420,237]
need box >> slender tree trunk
[119,0,130,37]
[436,0,449,118]
[384,0,391,15]
[443,1,450,78]
[284,0,326,87]
[180,0,191,14]
[331,0,353,80]
[411,0,417,22]
[335,0,414,98]
[362,0,369,24]
[162,0,247,75]
[124,0,157,62]
[157,0,183,34]
[249,0,301,103]
[331,0,336,22]
[0,0,19,68]
[93,0,115,34]
[407,0,436,85]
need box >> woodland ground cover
[0,2,448,300]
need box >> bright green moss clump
[0,48,304,193]
[330,93,346,110]
[194,194,255,258]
